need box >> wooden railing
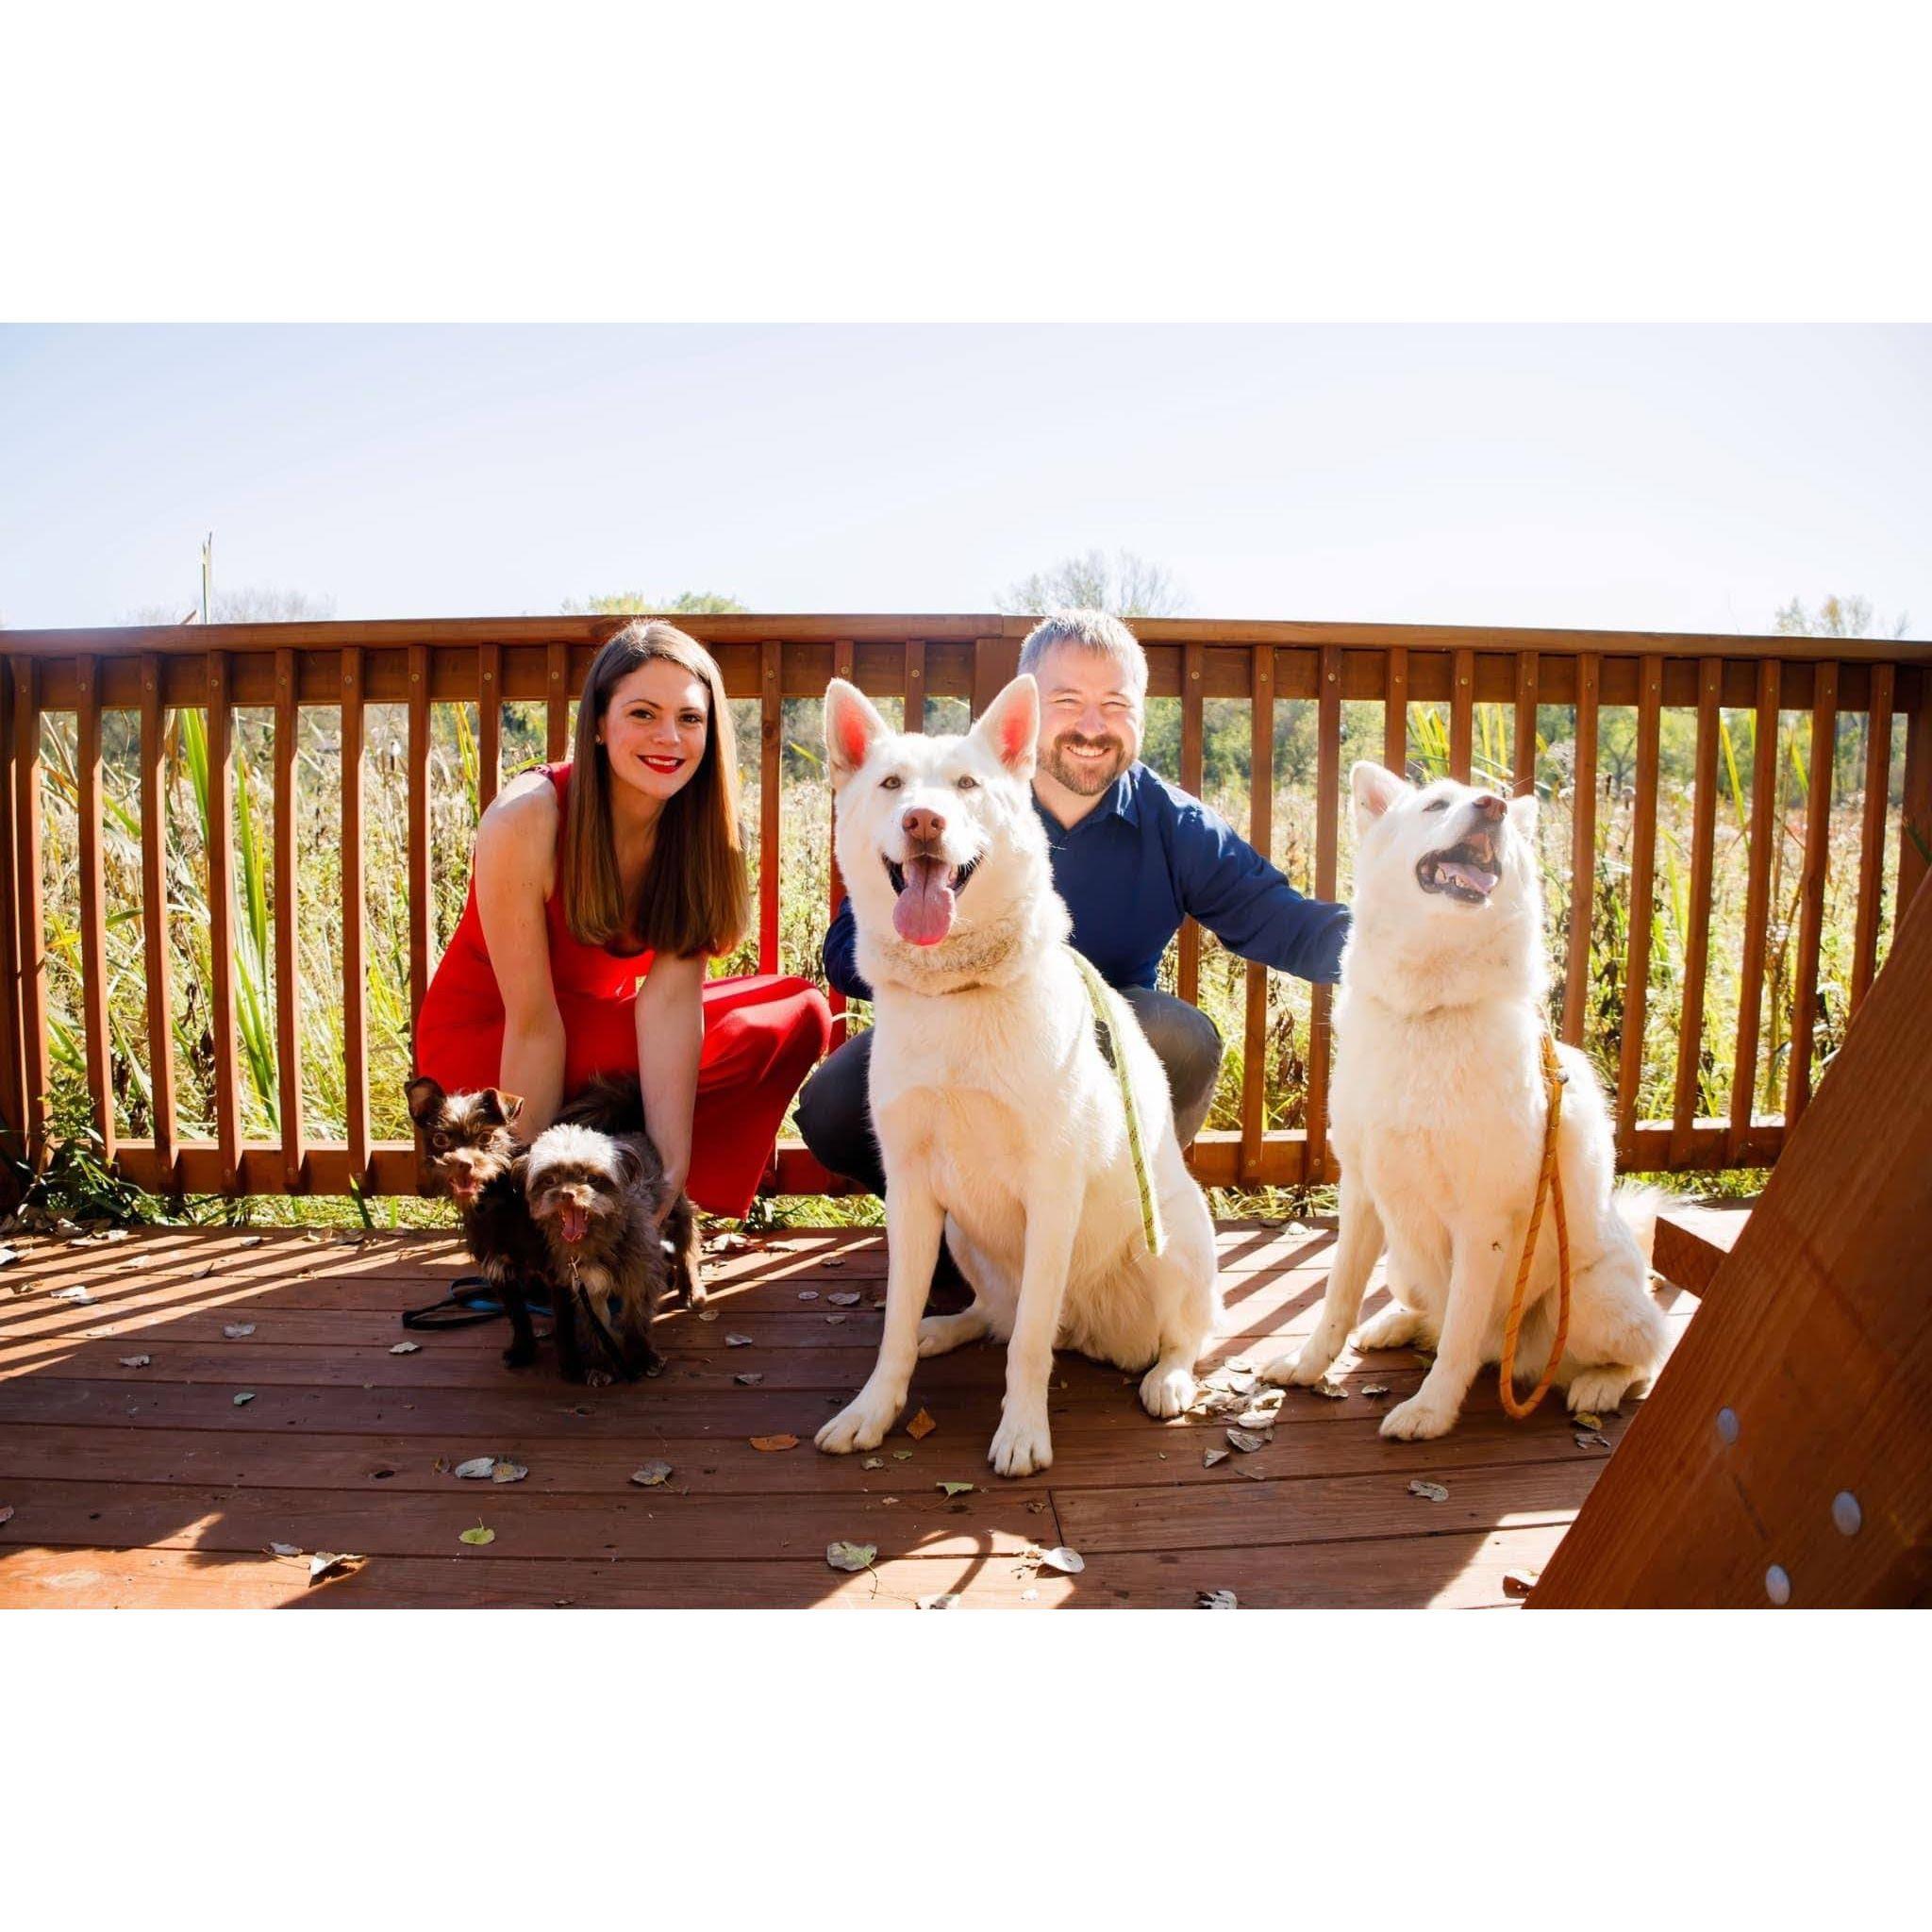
[1,615,1927,1201]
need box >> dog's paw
[988,1407,1054,1478]
[1379,1391,1458,1441]
[1354,1305,1424,1351]
[502,1338,538,1369]
[814,1386,902,1456]
[1139,1361,1196,1419]
[917,1310,987,1359]
[1259,1341,1338,1388]
[1566,1368,1634,1417]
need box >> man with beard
[796,609,1350,1199]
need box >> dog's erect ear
[479,1087,524,1126]
[1507,791,1539,839]
[613,1142,647,1194]
[405,1074,444,1126]
[1350,761,1407,834]
[967,675,1039,778]
[824,678,889,785]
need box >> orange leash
[1497,1030,1573,1421]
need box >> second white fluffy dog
[1264,763,1667,1440]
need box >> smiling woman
[413,621,832,1219]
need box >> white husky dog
[1262,763,1667,1440]
[813,675,1220,1478]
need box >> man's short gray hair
[1017,608,1148,695]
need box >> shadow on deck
[0,1218,1714,1608]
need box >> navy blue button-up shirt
[822,761,1350,999]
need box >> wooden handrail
[1,614,1927,1202]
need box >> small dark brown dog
[406,1073,701,1379]
[524,1112,701,1382]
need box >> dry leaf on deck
[0,1247,17,1267]
[268,1541,301,1557]
[50,1286,92,1303]
[827,1291,860,1307]
[1407,1478,1450,1502]
[452,1456,497,1479]
[630,1462,674,1488]
[750,1434,799,1452]
[825,1314,845,1324]
[1574,1430,1610,1450]
[825,1540,875,1573]
[1361,1383,1391,1399]
[1197,1589,1239,1610]
[796,1290,820,1302]
[1573,1410,1605,1431]
[725,1333,755,1348]
[1202,1447,1230,1468]
[223,1323,256,1339]
[308,1552,365,1586]
[1225,1427,1271,1454]
[0,1506,14,1527]
[490,1460,528,1484]
[233,1391,256,1407]
[861,1457,885,1470]
[390,1341,420,1355]
[1309,1377,1349,1400]
[905,1408,937,1441]
[696,1308,720,1323]
[1037,1546,1085,1574]
[734,1372,765,1387]
[119,1355,152,1369]
[937,1480,974,1498]
[458,1524,495,1546]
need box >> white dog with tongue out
[814,674,1220,1478]
[1263,763,1667,1440]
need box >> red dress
[414,763,831,1219]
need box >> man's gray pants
[794,985,1224,1196]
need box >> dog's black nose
[902,806,945,842]
[1472,793,1507,822]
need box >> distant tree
[1774,593,1910,801]
[561,591,748,616]
[996,548,1187,619]
[125,586,337,625]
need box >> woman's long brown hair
[561,621,749,958]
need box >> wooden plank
[476,641,502,816]
[1670,658,1723,1164]
[758,640,781,976]
[1614,656,1663,1160]
[546,639,571,762]
[1241,645,1274,1178]
[827,638,855,1022]
[340,647,370,1188]
[1447,646,1474,781]
[902,639,925,734]
[407,642,432,1035]
[204,652,242,1191]
[1899,673,1930,927]
[1177,639,1206,1006]
[11,659,48,1161]
[0,660,20,1174]
[1511,650,1539,795]
[1560,654,1599,1046]
[75,656,115,1165]
[273,650,306,1191]
[1654,1203,1751,1297]
[1848,661,1893,1012]
[136,656,178,1184]
[1533,881,1932,1607]
[1729,659,1781,1158]
[1383,645,1408,775]
[1783,660,1838,1127]
[1304,644,1341,1182]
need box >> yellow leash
[1497,1030,1573,1421]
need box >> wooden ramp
[0,1220,1706,1609]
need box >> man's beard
[1041,732,1129,796]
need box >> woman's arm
[636,949,706,1215]
[474,780,568,1138]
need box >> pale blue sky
[2,325,1926,637]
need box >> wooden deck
[0,1218,1709,1608]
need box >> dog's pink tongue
[561,1202,589,1244]
[892,856,957,946]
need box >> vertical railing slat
[1304,643,1341,1183]
[1729,658,1782,1161]
[11,660,47,1161]
[827,638,855,1023]
[0,661,22,1172]
[1670,658,1723,1163]
[1512,651,1539,795]
[138,655,178,1183]
[1848,662,1894,1013]
[1449,646,1474,782]
[477,642,502,817]
[75,657,115,1167]
[274,650,306,1191]
[341,646,371,1189]
[547,641,571,763]
[407,643,432,1033]
[1561,655,1600,1046]
[758,641,781,976]
[1177,640,1205,1007]
[1614,656,1663,1160]
[1240,645,1274,1178]
[205,651,242,1191]
[903,639,925,734]
[1383,645,1408,775]
[1898,674,1930,930]
[1783,659,1839,1127]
